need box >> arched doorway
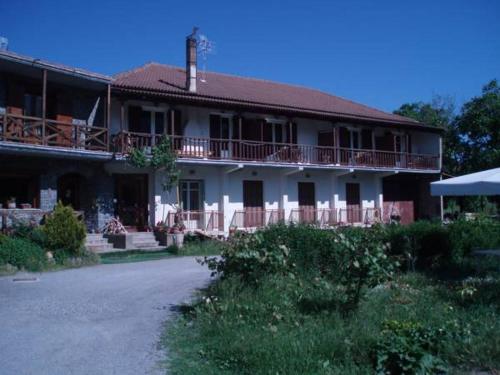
[57,173,82,210]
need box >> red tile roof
[113,62,422,127]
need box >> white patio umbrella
[431,167,500,196]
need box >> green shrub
[448,217,500,262]
[0,236,47,272]
[42,202,86,256]
[207,231,290,282]
[209,225,397,311]
[11,222,47,248]
[382,221,451,270]
[375,320,449,374]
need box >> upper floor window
[24,93,42,118]
[210,114,232,140]
[128,106,181,136]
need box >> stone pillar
[39,174,57,211]
[374,174,384,220]
[219,169,231,236]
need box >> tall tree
[394,96,460,174]
[454,79,500,174]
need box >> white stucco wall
[152,164,387,234]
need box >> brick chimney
[186,27,198,93]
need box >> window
[210,114,232,140]
[265,121,286,144]
[24,93,42,117]
[128,105,166,135]
[180,180,203,212]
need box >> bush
[208,225,397,311]
[0,236,47,272]
[42,202,86,256]
[375,320,449,374]
[381,221,451,270]
[207,230,291,282]
[11,222,47,248]
[447,217,500,262]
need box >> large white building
[0,31,442,237]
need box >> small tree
[127,136,180,223]
[42,201,86,256]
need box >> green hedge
[42,202,86,256]
[380,218,500,270]
[0,236,47,272]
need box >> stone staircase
[128,232,163,251]
[85,234,114,253]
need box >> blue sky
[1,0,499,113]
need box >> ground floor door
[243,180,264,227]
[114,174,148,230]
[298,182,316,223]
[180,180,203,230]
[346,183,361,223]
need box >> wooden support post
[170,109,175,136]
[120,100,124,132]
[42,69,47,145]
[106,84,111,151]
[238,116,242,140]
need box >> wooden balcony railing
[338,208,381,225]
[166,210,224,232]
[113,131,440,170]
[0,113,108,151]
[230,209,285,229]
[289,208,338,227]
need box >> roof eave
[0,51,112,84]
[113,86,443,133]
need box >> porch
[166,207,382,234]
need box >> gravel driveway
[0,257,213,375]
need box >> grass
[99,249,173,264]
[100,239,224,265]
[164,266,500,374]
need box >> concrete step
[85,234,114,253]
[87,244,115,253]
[131,245,165,251]
[133,242,161,248]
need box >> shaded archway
[57,173,83,210]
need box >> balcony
[166,210,224,233]
[114,131,440,171]
[230,209,285,229]
[0,113,109,152]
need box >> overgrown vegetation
[0,202,97,273]
[165,221,500,374]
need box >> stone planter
[172,232,184,248]
[154,231,174,247]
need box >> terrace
[165,207,382,234]
[113,131,440,171]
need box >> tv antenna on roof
[197,32,216,83]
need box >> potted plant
[7,197,16,209]
[169,209,185,248]
[154,220,173,246]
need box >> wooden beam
[120,101,124,131]
[41,69,47,144]
[238,116,242,140]
[170,109,175,136]
[106,84,111,151]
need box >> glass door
[180,180,204,230]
